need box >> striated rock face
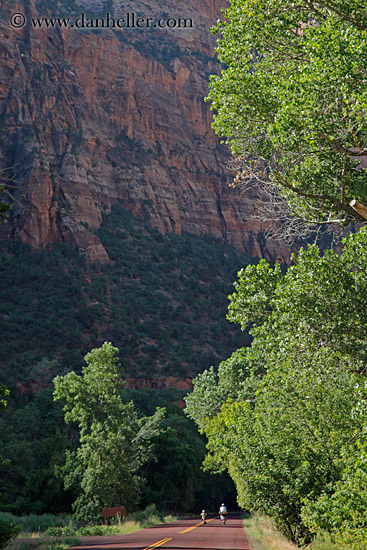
[0,0,291,263]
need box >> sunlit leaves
[186,228,367,544]
[207,0,367,225]
[53,342,164,521]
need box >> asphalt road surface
[71,517,251,550]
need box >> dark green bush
[0,514,74,534]
[0,518,21,549]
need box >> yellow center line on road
[142,537,172,550]
[178,518,215,534]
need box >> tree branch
[317,132,367,157]
[274,172,366,221]
[312,1,366,31]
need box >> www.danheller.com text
[10,11,194,29]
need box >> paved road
[71,517,251,550]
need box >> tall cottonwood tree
[207,1,367,236]
[54,342,164,522]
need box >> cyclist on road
[219,503,227,524]
[200,510,207,524]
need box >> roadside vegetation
[243,516,337,550]
[0,204,242,518]
[185,1,367,548]
[186,228,367,546]
[0,507,176,550]
[2,1,367,547]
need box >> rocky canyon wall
[0,0,291,263]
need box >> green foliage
[0,205,250,386]
[0,518,21,549]
[310,532,338,550]
[45,535,81,550]
[302,434,367,549]
[126,504,162,525]
[228,230,367,372]
[96,203,251,378]
[207,0,367,226]
[122,389,238,513]
[227,260,282,330]
[185,346,264,430]
[202,358,358,544]
[142,410,206,512]
[76,525,116,536]
[186,228,367,545]
[0,205,251,516]
[54,343,165,522]
[0,242,87,385]
[0,390,75,515]
[0,514,74,534]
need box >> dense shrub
[0,514,73,534]
[0,518,21,549]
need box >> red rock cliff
[0,0,291,262]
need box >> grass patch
[44,536,81,549]
[243,516,338,550]
[243,515,299,550]
[65,514,176,538]
[7,508,176,549]
[110,521,142,535]
[125,505,177,530]
[309,532,338,550]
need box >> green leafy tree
[53,342,165,522]
[185,345,265,430]
[121,388,238,514]
[186,228,367,544]
[302,383,367,549]
[143,410,207,513]
[201,354,359,544]
[0,388,75,514]
[207,0,367,232]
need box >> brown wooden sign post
[102,506,126,524]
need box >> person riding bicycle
[219,503,227,523]
[200,509,207,524]
[219,503,227,515]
